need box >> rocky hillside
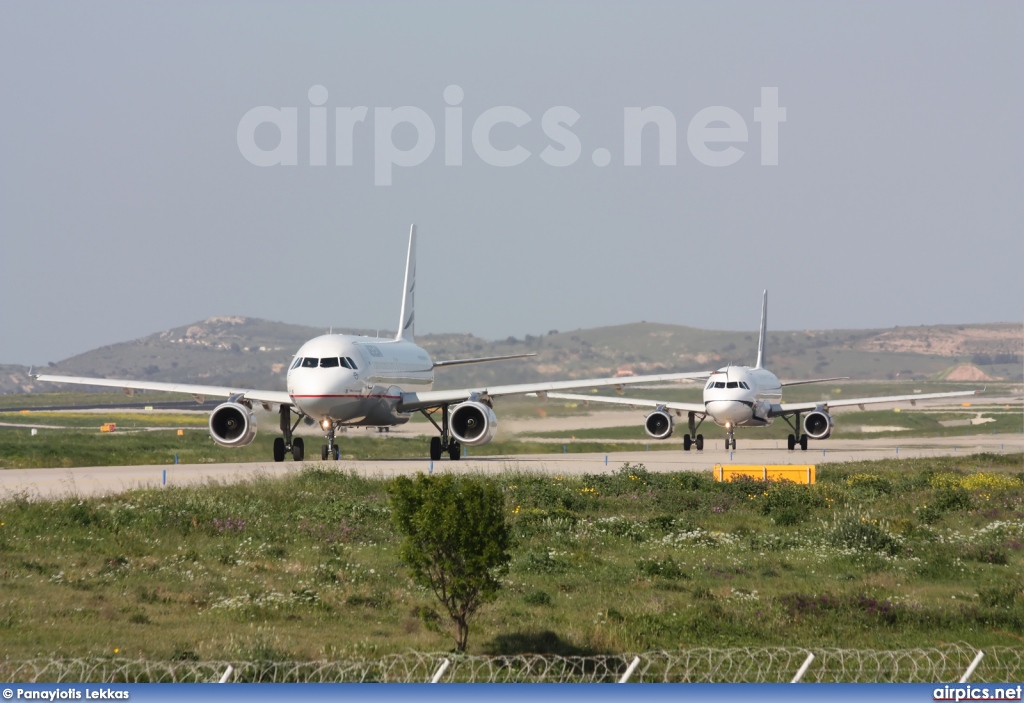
[2,318,1020,395]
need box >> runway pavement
[2,434,1022,500]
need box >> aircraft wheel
[695,434,704,451]
[273,437,286,462]
[292,438,304,461]
[448,440,461,461]
[683,435,692,451]
[430,436,442,461]
[787,434,796,451]
[332,445,341,461]
[321,444,329,461]
[799,434,808,451]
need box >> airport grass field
[0,454,1022,660]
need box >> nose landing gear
[320,419,341,461]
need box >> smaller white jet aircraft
[34,225,709,462]
[543,292,982,451]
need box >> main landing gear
[421,406,461,462]
[681,412,705,452]
[273,405,305,462]
[781,412,809,451]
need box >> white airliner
[543,292,981,451]
[34,225,709,462]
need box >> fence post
[791,653,815,683]
[430,658,451,683]
[959,650,985,683]
[618,656,641,683]
[218,664,234,683]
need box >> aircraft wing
[398,371,711,412]
[540,392,707,414]
[32,374,293,407]
[433,353,536,368]
[771,389,982,416]
[780,376,849,387]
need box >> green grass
[0,428,681,469]
[0,454,1022,661]
[0,411,208,429]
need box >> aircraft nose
[706,400,753,426]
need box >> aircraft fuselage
[286,334,433,426]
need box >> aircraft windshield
[300,357,318,368]
[320,357,340,368]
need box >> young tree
[389,473,511,652]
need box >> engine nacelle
[644,409,674,439]
[802,409,833,440]
[449,401,498,446]
[209,402,258,447]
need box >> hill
[1,318,1020,395]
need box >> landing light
[322,419,331,429]
[725,422,732,429]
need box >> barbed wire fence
[3,645,1022,683]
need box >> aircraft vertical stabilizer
[396,224,416,342]
[754,290,767,369]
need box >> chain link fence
[3,645,1022,683]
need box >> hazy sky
[2,1,1021,364]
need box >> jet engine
[209,402,258,447]
[449,400,498,446]
[644,409,674,439]
[802,409,833,440]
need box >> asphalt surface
[2,434,1022,500]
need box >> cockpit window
[290,357,302,370]
[320,357,340,368]
[726,382,738,389]
[346,357,358,370]
[713,382,725,389]
[301,357,318,368]
[339,357,352,369]
[740,382,750,390]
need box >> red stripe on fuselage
[290,394,401,399]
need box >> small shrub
[759,482,815,525]
[826,513,901,555]
[846,474,893,495]
[934,487,973,513]
[636,557,686,579]
[523,590,552,606]
[977,582,1021,609]
[962,542,1009,565]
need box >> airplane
[33,225,710,462]
[540,291,982,451]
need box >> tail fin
[754,290,767,369]
[396,224,416,342]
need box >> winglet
[754,290,768,369]
[28,365,36,379]
[396,224,416,342]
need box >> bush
[389,474,512,651]
[846,474,893,496]
[826,513,901,555]
[636,556,686,579]
[523,590,552,606]
[759,482,816,526]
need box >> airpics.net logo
[236,85,786,186]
